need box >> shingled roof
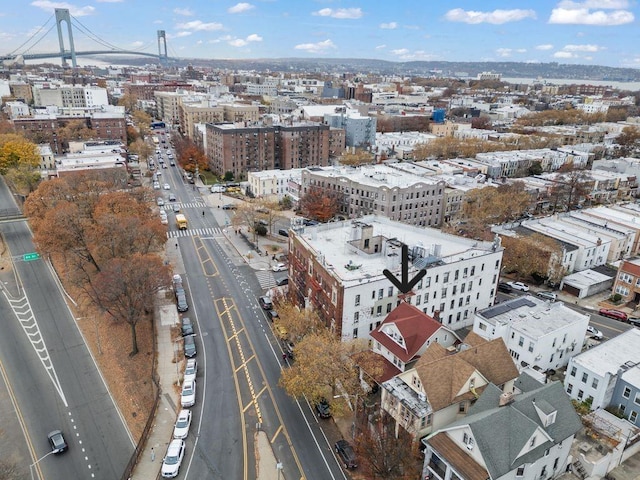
[370,302,457,364]
[414,337,519,411]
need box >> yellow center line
[270,425,283,444]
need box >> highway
[0,181,134,479]
[154,139,346,480]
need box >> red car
[599,308,628,322]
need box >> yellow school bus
[175,213,188,230]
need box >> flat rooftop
[295,215,499,287]
[478,295,589,337]
[572,328,640,377]
[306,164,442,188]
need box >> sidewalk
[131,192,284,480]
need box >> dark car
[599,308,628,322]
[278,228,289,237]
[259,296,273,310]
[48,430,68,454]
[497,282,513,293]
[267,310,279,321]
[176,292,189,312]
[628,317,640,328]
[183,335,196,358]
[181,317,194,336]
[335,440,357,469]
[276,277,289,287]
[315,398,331,418]
[222,204,237,210]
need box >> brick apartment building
[205,121,341,179]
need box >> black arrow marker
[383,244,427,294]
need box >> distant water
[502,77,640,91]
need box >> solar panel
[482,297,536,319]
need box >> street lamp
[276,462,283,480]
[30,450,56,480]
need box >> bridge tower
[157,30,168,64]
[55,8,77,68]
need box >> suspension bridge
[0,8,170,67]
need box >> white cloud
[380,22,397,29]
[388,49,437,60]
[228,33,263,47]
[375,44,386,50]
[130,41,144,48]
[312,8,363,19]
[444,8,536,24]
[391,48,409,55]
[294,39,337,53]
[228,3,255,14]
[176,20,224,31]
[174,8,193,16]
[153,20,162,24]
[549,0,634,25]
[496,48,526,57]
[30,1,95,16]
[535,44,554,50]
[553,51,576,58]
[562,43,604,52]
[168,31,193,39]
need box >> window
[631,411,638,423]
[592,378,599,389]
[378,289,383,300]
[353,328,358,337]
[582,373,588,383]
[528,342,534,353]
[623,386,631,399]
[518,336,524,347]
[355,294,360,307]
[463,432,474,448]
[443,272,449,283]
[530,436,536,447]
[388,287,393,297]
[459,402,467,413]
[553,458,559,471]
[354,312,359,323]
[567,383,573,394]
[577,390,584,400]
[570,366,577,377]
[635,393,640,406]
[516,466,525,477]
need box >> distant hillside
[101,56,640,83]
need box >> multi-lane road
[0,179,134,479]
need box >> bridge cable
[8,13,54,55]
[70,16,130,52]
[22,23,58,56]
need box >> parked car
[536,291,557,301]
[170,160,175,166]
[183,335,196,358]
[159,211,168,225]
[278,228,289,237]
[168,193,176,202]
[153,182,161,190]
[156,197,165,206]
[222,204,237,210]
[161,439,185,478]
[47,430,68,454]
[586,325,604,340]
[335,440,357,469]
[507,281,530,292]
[259,296,273,310]
[181,317,194,336]
[628,317,640,328]
[163,183,171,190]
[598,308,628,322]
[276,277,289,286]
[173,409,192,439]
[183,358,197,383]
[267,310,279,321]
[315,398,331,418]
[272,263,287,272]
[497,282,513,293]
[181,379,196,407]
[176,292,189,312]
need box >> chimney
[499,392,514,407]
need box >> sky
[1,0,640,68]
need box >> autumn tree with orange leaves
[299,186,343,222]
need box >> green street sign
[23,252,40,262]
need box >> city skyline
[0,1,639,69]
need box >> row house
[287,216,504,342]
[473,295,590,372]
[612,258,640,303]
[381,333,518,440]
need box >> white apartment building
[564,328,640,410]
[473,295,590,372]
[288,216,504,341]
[520,217,611,273]
[247,168,304,200]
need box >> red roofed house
[380,332,519,440]
[370,302,460,382]
[612,258,640,304]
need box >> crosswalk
[167,227,224,239]
[255,270,276,290]
[163,201,206,212]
